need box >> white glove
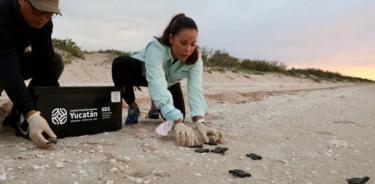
[27,111,57,148]
[174,122,199,147]
[195,119,225,144]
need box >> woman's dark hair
[157,13,199,65]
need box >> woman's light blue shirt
[132,39,207,121]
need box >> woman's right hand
[174,120,199,147]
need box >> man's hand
[195,120,225,144]
[174,121,199,147]
[27,111,57,148]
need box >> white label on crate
[111,91,121,103]
[51,108,68,125]
[69,108,98,122]
[101,106,112,120]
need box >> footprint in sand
[315,131,336,136]
[334,120,357,126]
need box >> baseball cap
[28,0,61,15]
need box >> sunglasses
[27,0,56,18]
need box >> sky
[53,0,375,80]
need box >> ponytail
[157,13,199,65]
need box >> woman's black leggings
[112,56,186,119]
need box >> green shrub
[53,38,84,58]
[96,49,132,56]
[206,50,240,68]
[240,59,286,72]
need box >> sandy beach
[0,53,374,184]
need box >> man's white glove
[27,111,57,148]
[195,119,225,144]
[174,122,199,147]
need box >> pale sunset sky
[53,0,375,80]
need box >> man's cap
[28,0,61,15]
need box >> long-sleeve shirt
[132,39,207,121]
[0,0,56,115]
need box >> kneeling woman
[112,13,224,147]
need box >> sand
[0,53,374,184]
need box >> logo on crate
[51,108,68,125]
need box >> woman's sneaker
[125,107,140,125]
[147,110,160,119]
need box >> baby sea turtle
[47,138,58,145]
[211,147,228,155]
[189,144,203,148]
[246,153,262,160]
[195,148,210,153]
[347,176,370,184]
[229,169,251,178]
[206,139,218,146]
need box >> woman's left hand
[194,120,225,144]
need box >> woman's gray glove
[174,122,199,147]
[194,119,225,144]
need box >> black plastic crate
[17,86,122,138]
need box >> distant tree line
[52,38,373,82]
[201,47,373,82]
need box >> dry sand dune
[0,53,374,184]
